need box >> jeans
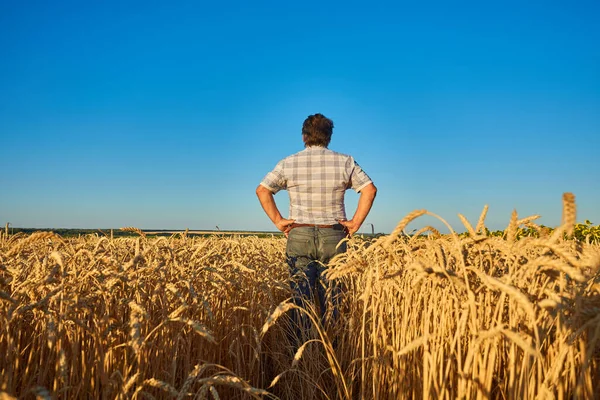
[286,225,347,344]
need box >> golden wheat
[1,198,599,398]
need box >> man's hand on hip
[341,183,377,236]
[256,185,295,237]
[275,217,296,237]
[338,219,361,236]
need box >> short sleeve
[260,160,287,194]
[348,158,372,192]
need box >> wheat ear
[561,192,576,237]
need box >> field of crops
[1,195,599,399]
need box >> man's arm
[256,185,295,234]
[339,183,377,236]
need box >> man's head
[302,113,334,147]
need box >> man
[256,113,377,337]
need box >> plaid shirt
[260,146,373,224]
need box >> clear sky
[1,0,599,234]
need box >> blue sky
[1,0,598,233]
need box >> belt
[289,223,336,229]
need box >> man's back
[260,146,372,225]
[256,112,376,236]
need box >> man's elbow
[256,184,271,197]
[363,183,377,199]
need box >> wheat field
[1,196,599,399]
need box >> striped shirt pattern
[260,146,372,224]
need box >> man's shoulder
[279,147,355,164]
[309,147,354,159]
[321,149,357,164]
[325,148,353,158]
[279,149,306,163]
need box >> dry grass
[1,197,599,399]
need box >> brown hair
[302,113,334,147]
